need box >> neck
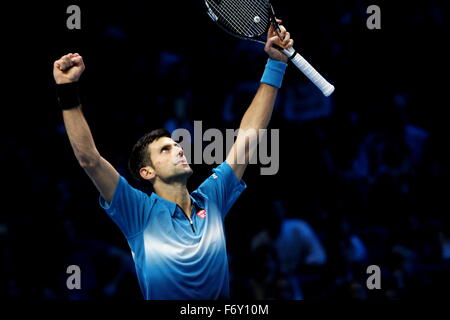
[154,181,192,218]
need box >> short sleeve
[99,176,155,239]
[196,161,247,219]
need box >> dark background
[1,0,449,299]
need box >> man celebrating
[53,22,293,299]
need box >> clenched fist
[264,19,293,63]
[53,53,85,84]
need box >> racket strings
[208,0,255,36]
[207,1,250,36]
[243,0,272,34]
[225,0,270,35]
[207,0,270,37]
[228,0,270,36]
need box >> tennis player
[53,22,293,299]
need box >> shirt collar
[151,192,204,218]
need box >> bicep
[82,156,120,204]
[225,147,247,181]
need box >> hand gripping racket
[204,0,335,96]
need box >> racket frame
[204,0,335,96]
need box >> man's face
[147,137,193,183]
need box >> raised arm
[226,21,293,180]
[54,53,119,203]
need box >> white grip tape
[282,47,335,96]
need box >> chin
[176,166,193,178]
[185,167,194,176]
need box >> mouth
[176,159,189,165]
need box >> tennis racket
[204,0,335,96]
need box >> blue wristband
[260,58,288,89]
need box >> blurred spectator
[59,220,138,300]
[323,215,369,299]
[250,200,327,300]
[281,81,333,124]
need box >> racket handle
[282,47,335,97]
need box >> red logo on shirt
[196,209,207,219]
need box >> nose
[177,147,184,157]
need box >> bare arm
[225,83,278,180]
[226,21,293,180]
[54,53,119,203]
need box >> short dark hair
[128,128,171,184]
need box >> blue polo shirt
[99,161,246,299]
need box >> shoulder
[196,162,246,192]
[100,175,154,211]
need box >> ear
[139,166,156,181]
